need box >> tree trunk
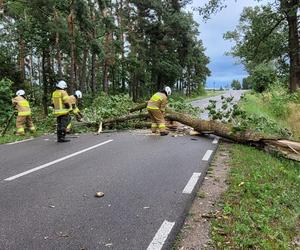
[282,0,300,92]
[18,33,25,84]
[91,52,97,94]
[116,0,126,92]
[67,0,76,93]
[42,48,51,116]
[54,9,63,79]
[80,47,89,92]
[81,106,300,161]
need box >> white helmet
[56,80,67,89]
[75,90,82,98]
[164,86,172,96]
[16,89,25,96]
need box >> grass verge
[211,144,300,249]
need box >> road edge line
[4,139,113,181]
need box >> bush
[0,78,14,125]
[249,63,277,92]
[268,84,291,118]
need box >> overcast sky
[189,0,269,88]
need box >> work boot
[57,138,70,143]
[160,131,169,136]
[57,131,70,142]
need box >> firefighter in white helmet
[66,90,84,133]
[147,86,171,136]
[12,89,36,135]
[51,80,71,142]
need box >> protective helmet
[16,89,25,96]
[75,90,82,99]
[56,80,67,89]
[164,86,172,96]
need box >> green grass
[239,93,294,137]
[211,144,300,249]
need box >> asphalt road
[191,90,246,120]
[0,131,218,250]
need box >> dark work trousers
[57,114,71,140]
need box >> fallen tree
[79,104,300,162]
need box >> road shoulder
[174,142,231,249]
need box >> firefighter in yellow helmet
[12,90,36,136]
[147,86,171,136]
[51,80,72,142]
[66,90,84,133]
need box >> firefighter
[51,80,71,142]
[66,90,84,133]
[12,90,36,136]
[147,86,171,136]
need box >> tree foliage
[0,0,211,113]
[198,0,300,92]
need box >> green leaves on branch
[0,79,14,125]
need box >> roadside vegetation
[207,87,300,249]
[211,144,300,249]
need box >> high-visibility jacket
[147,92,168,112]
[12,96,31,116]
[51,89,71,116]
[69,95,80,115]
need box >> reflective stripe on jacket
[147,92,168,112]
[69,95,80,114]
[12,96,31,116]
[52,90,71,116]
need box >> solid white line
[202,150,213,161]
[182,172,201,194]
[212,138,219,144]
[7,138,34,145]
[4,139,113,181]
[147,220,175,250]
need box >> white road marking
[7,138,34,145]
[182,172,202,194]
[147,220,175,250]
[4,139,113,181]
[212,138,219,144]
[202,150,213,161]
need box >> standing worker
[12,90,36,136]
[66,90,84,133]
[147,86,171,136]
[51,80,71,142]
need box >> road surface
[191,90,246,119]
[0,131,218,250]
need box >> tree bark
[42,48,51,116]
[67,0,76,93]
[80,47,89,92]
[18,33,25,84]
[282,0,300,92]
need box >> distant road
[191,90,246,120]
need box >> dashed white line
[147,220,175,250]
[202,150,213,161]
[7,138,34,145]
[182,172,202,194]
[212,138,219,144]
[4,139,113,181]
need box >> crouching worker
[12,90,36,136]
[52,80,71,142]
[147,86,171,136]
[66,90,84,133]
